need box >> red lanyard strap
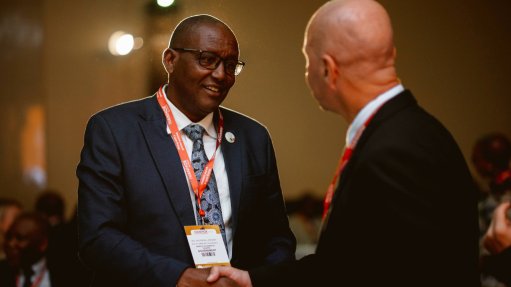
[156,85,224,218]
[322,107,382,220]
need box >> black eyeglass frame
[171,47,245,76]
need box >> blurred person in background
[0,212,69,287]
[482,201,511,286]
[471,133,511,286]
[35,191,91,287]
[472,133,511,235]
[0,198,23,260]
[35,191,65,227]
[286,192,322,259]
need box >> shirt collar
[18,258,46,276]
[162,84,217,139]
[32,258,46,275]
[346,84,404,146]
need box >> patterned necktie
[182,124,227,246]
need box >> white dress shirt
[346,84,404,146]
[17,258,51,287]
[163,86,233,257]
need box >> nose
[211,60,226,80]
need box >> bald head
[307,0,395,68]
[303,0,399,121]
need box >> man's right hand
[207,266,252,287]
[177,268,240,287]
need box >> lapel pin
[225,132,235,143]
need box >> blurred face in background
[4,216,48,269]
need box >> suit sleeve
[249,254,319,287]
[76,114,189,287]
[260,132,296,264]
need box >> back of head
[306,0,397,84]
[35,190,65,226]
[472,133,511,176]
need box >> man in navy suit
[207,0,481,286]
[77,14,295,287]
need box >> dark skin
[163,22,239,123]
[4,215,48,270]
[177,267,240,287]
[163,17,240,287]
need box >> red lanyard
[322,108,382,220]
[16,265,46,287]
[156,85,224,218]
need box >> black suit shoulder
[90,95,157,124]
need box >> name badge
[184,225,230,268]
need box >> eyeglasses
[171,47,245,76]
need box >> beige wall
[1,0,510,218]
[42,0,149,217]
[0,0,44,210]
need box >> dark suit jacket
[251,90,481,286]
[76,95,296,287]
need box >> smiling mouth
[204,85,221,93]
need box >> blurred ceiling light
[108,31,136,56]
[133,37,144,50]
[157,0,175,8]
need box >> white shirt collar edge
[346,84,404,145]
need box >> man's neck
[164,85,205,123]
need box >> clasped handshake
[177,266,252,287]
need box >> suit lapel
[337,90,417,193]
[321,90,417,230]
[139,96,196,227]
[219,109,242,235]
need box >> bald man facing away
[208,0,480,286]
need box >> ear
[162,48,177,74]
[322,54,339,90]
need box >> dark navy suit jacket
[77,95,295,287]
[250,90,481,286]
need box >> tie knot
[182,124,205,141]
